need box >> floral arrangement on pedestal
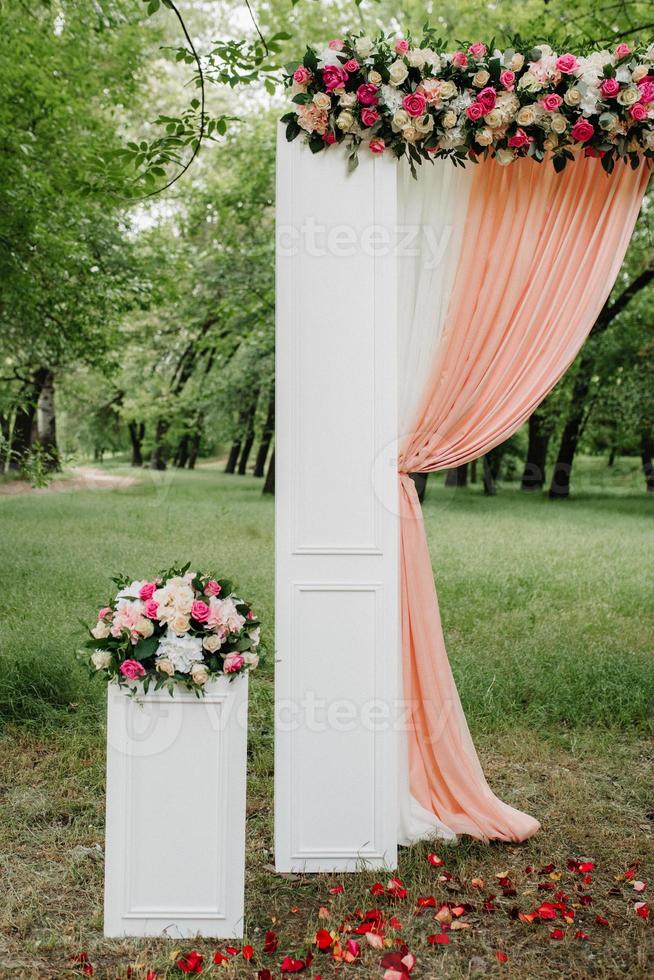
[80,563,261,695]
[281,29,654,175]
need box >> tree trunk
[128,421,145,467]
[9,403,36,468]
[174,433,190,468]
[607,445,617,467]
[224,441,241,474]
[409,472,428,502]
[263,449,275,495]
[521,411,550,492]
[445,463,468,487]
[641,430,654,493]
[253,390,275,477]
[470,459,478,484]
[187,428,201,469]
[482,455,496,496]
[35,368,58,469]
[150,418,169,470]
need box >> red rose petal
[417,896,436,908]
[549,929,565,940]
[427,932,449,945]
[635,903,650,920]
[329,885,344,895]
[595,915,610,927]
[427,853,444,867]
[575,930,590,940]
[315,929,333,951]
[495,950,509,963]
[264,930,279,954]
[243,945,254,961]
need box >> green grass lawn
[0,461,652,978]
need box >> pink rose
[223,653,245,674]
[293,66,312,85]
[556,53,579,74]
[204,579,222,597]
[615,43,631,59]
[468,42,487,58]
[356,83,379,106]
[139,581,156,601]
[395,39,409,54]
[328,39,344,50]
[246,610,254,621]
[477,86,497,111]
[451,51,469,68]
[541,93,563,111]
[571,119,595,142]
[638,80,654,104]
[630,102,648,121]
[402,91,427,117]
[508,128,531,148]
[120,659,145,680]
[360,107,380,127]
[323,131,337,144]
[143,599,159,619]
[465,102,485,121]
[369,138,386,154]
[344,59,359,73]
[191,600,210,623]
[322,64,348,92]
[98,607,113,620]
[600,77,620,98]
[499,69,515,90]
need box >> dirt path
[0,465,138,496]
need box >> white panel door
[275,129,399,872]
[104,675,248,938]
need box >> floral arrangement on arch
[281,29,654,175]
[80,563,261,695]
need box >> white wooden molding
[275,129,399,872]
[104,675,248,938]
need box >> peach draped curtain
[399,156,649,841]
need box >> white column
[104,675,248,938]
[275,130,399,872]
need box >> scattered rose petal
[390,916,403,930]
[280,955,306,973]
[427,853,444,867]
[213,951,228,965]
[387,877,408,900]
[176,951,204,974]
[242,945,254,961]
[471,878,485,890]
[427,932,449,945]
[365,932,384,949]
[575,930,589,940]
[371,882,385,896]
[635,902,650,920]
[257,972,273,980]
[264,931,279,954]
[495,950,509,963]
[417,896,435,908]
[549,929,565,940]
[595,915,609,927]
[318,906,331,920]
[315,929,333,951]
[634,881,647,892]
[329,885,344,895]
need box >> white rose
[156,657,175,676]
[617,86,640,106]
[91,650,111,670]
[355,36,374,59]
[632,65,648,83]
[368,70,382,86]
[116,580,145,602]
[388,60,409,86]
[439,80,457,100]
[243,651,260,669]
[91,620,110,639]
[475,127,494,146]
[441,110,457,129]
[392,108,410,131]
[313,92,331,110]
[336,110,355,131]
[564,87,582,106]
[550,113,568,134]
[517,105,537,126]
[509,52,525,71]
[249,627,261,649]
[338,91,356,108]
[171,615,191,635]
[407,49,426,69]
[155,629,203,674]
[423,49,441,70]
[495,147,515,165]
[191,664,209,686]
[415,113,434,134]
[484,109,503,128]
[518,71,541,93]
[472,69,490,88]
[599,111,619,131]
[203,634,222,653]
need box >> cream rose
[388,60,409,86]
[156,657,175,676]
[517,105,537,126]
[355,36,374,59]
[617,86,640,106]
[518,71,541,93]
[407,49,426,69]
[442,110,457,129]
[484,109,503,128]
[336,110,355,131]
[91,620,110,639]
[203,634,222,653]
[564,87,582,106]
[439,80,457,100]
[415,113,434,134]
[475,127,494,146]
[313,92,331,110]
[599,112,619,131]
[243,651,260,669]
[368,70,382,86]
[632,65,649,83]
[391,108,410,131]
[91,650,111,670]
[550,112,568,133]
[338,91,356,108]
[171,614,191,635]
[402,126,418,142]
[509,52,525,72]
[191,664,209,686]
[495,147,515,165]
[136,617,154,638]
[543,135,558,150]
[472,69,490,88]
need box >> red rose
[356,83,379,106]
[322,64,348,92]
[508,128,531,148]
[600,77,620,98]
[402,91,427,117]
[477,86,497,111]
[322,131,336,144]
[369,138,386,154]
[571,119,595,142]
[360,107,380,127]
[466,102,485,121]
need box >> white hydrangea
[155,629,204,674]
[381,84,404,111]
